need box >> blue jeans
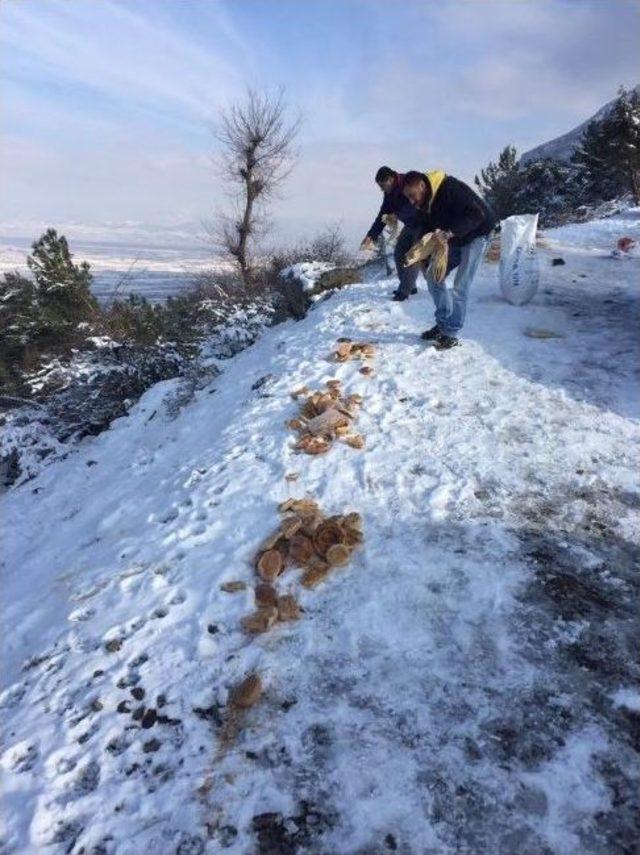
[426,236,488,336]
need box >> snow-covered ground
[2,211,639,854]
[545,206,640,253]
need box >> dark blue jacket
[419,175,496,247]
[366,174,423,240]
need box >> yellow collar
[425,170,446,211]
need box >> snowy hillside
[520,84,640,165]
[2,211,639,854]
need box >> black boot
[391,287,417,301]
[420,325,440,341]
[434,334,459,350]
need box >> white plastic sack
[499,213,539,306]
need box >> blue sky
[1,0,639,248]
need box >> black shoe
[434,334,459,350]
[391,290,409,301]
[420,325,440,341]
[410,287,418,295]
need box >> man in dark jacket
[402,170,496,349]
[360,166,428,301]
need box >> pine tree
[0,272,37,343]
[0,272,40,386]
[516,159,580,225]
[27,229,98,331]
[474,145,523,220]
[105,294,166,345]
[572,117,624,201]
[572,86,640,203]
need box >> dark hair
[375,166,396,183]
[403,170,427,187]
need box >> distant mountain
[520,84,640,165]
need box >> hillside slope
[520,84,640,165]
[2,211,640,854]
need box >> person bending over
[360,166,429,301]
[402,169,496,350]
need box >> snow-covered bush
[0,284,282,486]
[255,225,360,320]
[1,341,188,487]
[276,262,361,320]
[103,293,175,346]
[1,285,289,486]
[0,225,361,487]
[266,223,353,275]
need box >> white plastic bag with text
[499,213,539,306]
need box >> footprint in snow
[154,507,179,524]
[190,523,207,536]
[75,718,100,746]
[209,482,229,496]
[105,732,132,757]
[55,754,78,775]
[54,759,101,807]
[184,468,209,489]
[102,614,148,653]
[227,446,246,460]
[68,606,95,623]
[0,682,28,710]
[114,652,149,690]
[2,740,39,773]
[70,579,110,604]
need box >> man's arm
[365,194,393,242]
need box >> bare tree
[213,88,301,286]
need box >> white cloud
[1,0,246,121]
[377,0,638,125]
